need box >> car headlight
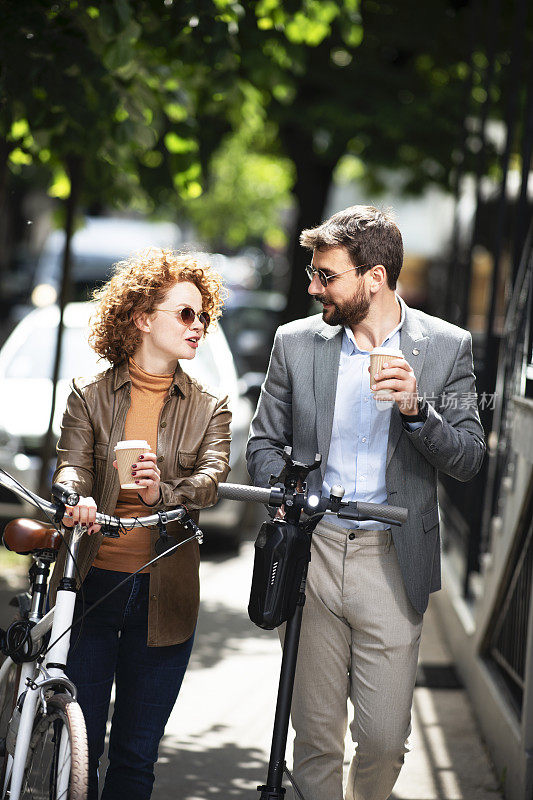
[32,283,58,307]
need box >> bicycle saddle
[3,518,62,555]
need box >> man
[246,205,485,800]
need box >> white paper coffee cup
[114,440,150,489]
[369,347,404,409]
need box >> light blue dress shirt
[322,295,421,530]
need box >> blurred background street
[1,1,532,799]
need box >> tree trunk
[38,156,83,499]
[280,132,336,323]
[0,137,11,283]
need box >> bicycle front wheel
[0,658,20,784]
[22,693,88,800]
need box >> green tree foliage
[0,1,188,206]
[201,0,523,316]
[222,0,471,191]
[185,126,294,250]
[1,0,525,290]
[0,0,297,250]
[181,84,294,249]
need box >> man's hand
[275,478,304,519]
[369,358,419,416]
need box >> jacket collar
[112,360,189,397]
[316,320,342,341]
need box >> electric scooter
[217,447,408,800]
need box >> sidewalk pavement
[392,598,502,799]
[152,542,503,800]
[0,543,503,799]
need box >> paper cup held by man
[369,347,404,409]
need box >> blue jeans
[66,567,194,800]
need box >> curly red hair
[89,248,226,364]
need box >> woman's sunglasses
[157,307,211,330]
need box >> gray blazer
[246,304,486,614]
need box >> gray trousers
[285,519,423,800]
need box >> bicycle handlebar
[0,469,202,663]
[0,470,189,531]
[217,482,408,526]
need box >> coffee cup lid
[114,440,150,451]
[369,346,403,358]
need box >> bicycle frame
[3,523,83,800]
[0,467,203,800]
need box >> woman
[51,249,231,799]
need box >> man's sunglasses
[305,263,371,287]
[157,306,210,330]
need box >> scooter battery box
[248,519,310,630]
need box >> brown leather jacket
[50,360,231,646]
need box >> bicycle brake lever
[181,516,203,545]
[154,510,178,557]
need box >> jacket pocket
[422,504,439,533]
[178,451,197,475]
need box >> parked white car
[0,303,254,545]
[31,217,182,307]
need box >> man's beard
[320,284,370,327]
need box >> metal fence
[485,486,533,713]
[480,239,533,552]
[437,0,533,599]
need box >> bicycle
[0,468,204,800]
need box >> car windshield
[4,324,225,386]
[183,340,221,386]
[4,326,103,380]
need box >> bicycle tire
[0,657,21,784]
[19,693,88,800]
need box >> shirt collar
[343,294,405,355]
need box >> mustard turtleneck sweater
[94,357,174,573]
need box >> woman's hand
[113,451,161,506]
[63,496,101,535]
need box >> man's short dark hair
[300,205,403,290]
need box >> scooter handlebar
[217,483,408,526]
[217,482,280,505]
[338,501,408,526]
